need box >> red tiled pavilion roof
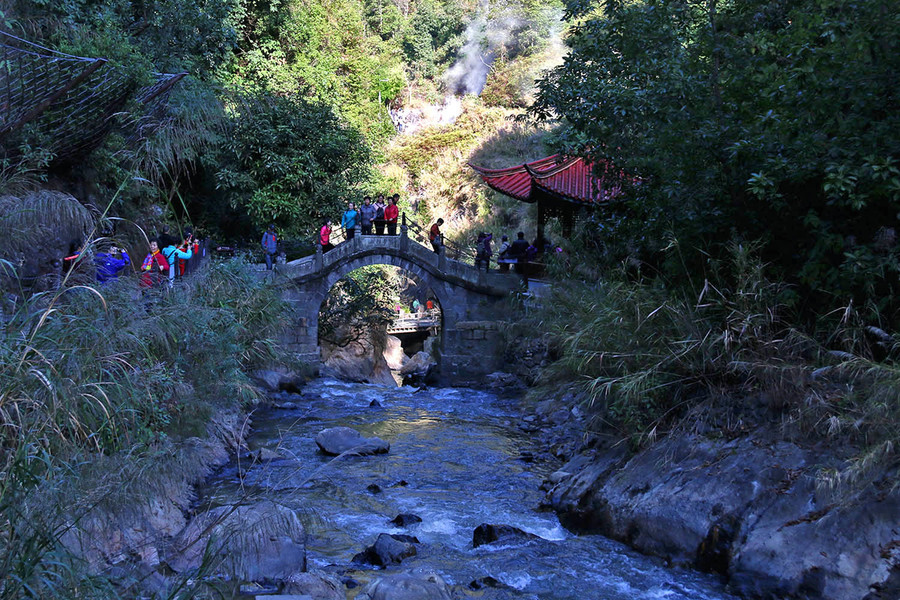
[469,154,626,205]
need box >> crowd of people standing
[140,228,201,287]
[259,191,551,277]
[474,230,541,273]
[319,193,403,252]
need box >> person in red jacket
[177,229,199,277]
[140,239,169,288]
[320,219,334,252]
[429,218,444,253]
[384,195,400,235]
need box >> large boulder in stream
[281,570,345,599]
[355,569,452,600]
[250,367,305,393]
[383,335,408,370]
[399,351,436,382]
[472,523,538,548]
[320,329,397,386]
[352,533,419,567]
[166,500,306,583]
[315,426,390,456]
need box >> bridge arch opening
[316,264,445,385]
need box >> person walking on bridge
[429,218,444,253]
[385,196,399,236]
[374,194,387,235]
[342,202,359,240]
[261,224,278,271]
[320,218,334,253]
[360,196,376,235]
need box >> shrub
[0,256,287,598]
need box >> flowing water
[203,379,738,600]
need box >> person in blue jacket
[94,245,130,283]
[341,201,359,240]
[261,223,278,270]
[161,233,193,285]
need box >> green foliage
[401,0,466,78]
[318,265,398,347]
[532,0,900,324]
[18,0,240,77]
[229,0,409,144]
[215,91,373,238]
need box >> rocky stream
[194,379,740,600]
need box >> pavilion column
[537,200,546,245]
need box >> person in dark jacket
[261,224,277,270]
[475,232,493,271]
[359,196,376,235]
[509,231,530,275]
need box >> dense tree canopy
[532,0,900,321]
[216,92,372,237]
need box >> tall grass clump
[0,257,288,599]
[529,243,791,439]
[522,241,900,485]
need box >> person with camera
[161,232,194,285]
[176,228,200,277]
[94,244,131,283]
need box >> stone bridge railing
[277,227,520,297]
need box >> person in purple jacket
[94,245,130,283]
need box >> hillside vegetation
[513,0,900,495]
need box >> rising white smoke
[443,2,524,97]
[397,1,563,134]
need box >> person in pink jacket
[320,219,334,252]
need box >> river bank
[522,391,900,600]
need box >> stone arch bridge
[273,228,520,385]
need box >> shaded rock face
[358,569,452,600]
[390,514,422,527]
[315,426,390,456]
[484,371,526,396]
[0,191,95,293]
[250,368,305,394]
[352,533,419,567]
[544,433,900,600]
[320,328,397,387]
[399,351,435,377]
[166,500,306,583]
[59,412,244,576]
